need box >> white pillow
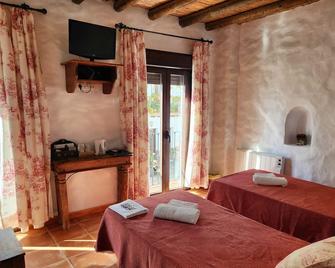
[276,236,335,268]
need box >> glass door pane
[147,73,163,194]
[169,74,185,190]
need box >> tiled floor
[188,188,208,198]
[16,212,117,268]
[16,189,208,268]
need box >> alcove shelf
[62,59,123,94]
[284,106,312,146]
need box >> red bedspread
[207,169,335,242]
[96,190,307,268]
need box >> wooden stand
[52,154,132,230]
[62,59,122,94]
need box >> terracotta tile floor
[188,188,208,198]
[16,189,208,268]
[16,212,118,268]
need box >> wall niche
[284,106,312,146]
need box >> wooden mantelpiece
[61,59,123,94]
[52,154,132,230]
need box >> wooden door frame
[147,66,191,193]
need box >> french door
[147,67,191,194]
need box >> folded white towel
[154,204,200,224]
[253,173,288,187]
[168,199,198,209]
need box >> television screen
[69,19,116,60]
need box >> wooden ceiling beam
[72,0,85,4]
[148,0,196,20]
[205,0,320,30]
[113,0,139,12]
[179,0,278,27]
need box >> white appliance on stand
[94,139,106,155]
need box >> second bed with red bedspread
[207,169,335,242]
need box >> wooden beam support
[72,0,85,4]
[148,0,196,20]
[113,0,139,12]
[205,0,321,30]
[179,0,278,27]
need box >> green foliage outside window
[148,92,181,115]
[148,91,160,115]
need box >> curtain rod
[0,1,47,14]
[115,22,213,44]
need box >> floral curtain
[119,29,149,199]
[185,42,210,189]
[0,7,51,232]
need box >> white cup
[94,139,106,155]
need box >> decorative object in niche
[296,134,307,146]
[284,107,312,146]
[61,59,122,94]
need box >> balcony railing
[149,127,182,193]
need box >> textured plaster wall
[211,25,240,176]
[10,0,213,212]
[211,0,335,187]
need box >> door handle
[164,130,171,143]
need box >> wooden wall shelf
[62,59,123,94]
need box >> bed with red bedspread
[207,169,335,242]
[96,190,307,268]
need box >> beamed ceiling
[73,0,321,30]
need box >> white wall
[211,25,240,176]
[11,0,214,212]
[211,0,335,187]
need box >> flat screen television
[69,19,116,60]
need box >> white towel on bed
[252,173,288,187]
[154,204,200,224]
[168,199,198,209]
